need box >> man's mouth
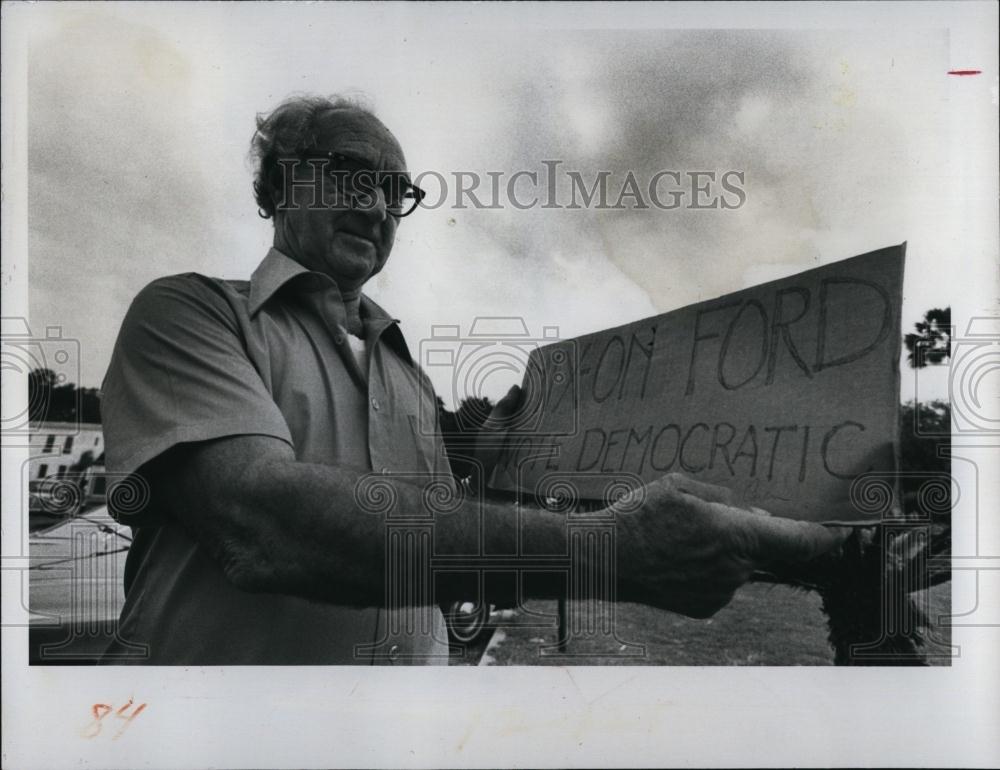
[338,231,376,249]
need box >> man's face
[276,109,407,292]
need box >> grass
[482,581,952,666]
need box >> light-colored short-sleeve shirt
[100,248,452,664]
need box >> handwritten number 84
[82,698,147,740]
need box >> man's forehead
[314,108,406,170]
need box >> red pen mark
[948,70,982,76]
[112,698,147,740]
[83,698,148,740]
[82,704,112,738]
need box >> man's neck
[339,290,364,337]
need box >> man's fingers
[663,473,736,505]
[748,515,851,564]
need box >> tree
[28,368,101,424]
[898,399,951,519]
[437,395,495,482]
[899,308,952,516]
[28,368,58,423]
[79,387,102,424]
[904,307,950,368]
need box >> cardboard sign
[489,244,906,523]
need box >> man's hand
[612,473,850,618]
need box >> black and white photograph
[2,1,998,767]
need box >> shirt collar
[247,248,411,365]
[248,247,396,324]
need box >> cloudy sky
[21,3,998,404]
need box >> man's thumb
[751,517,851,564]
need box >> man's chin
[325,245,378,286]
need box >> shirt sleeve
[101,274,294,478]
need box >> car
[441,599,493,646]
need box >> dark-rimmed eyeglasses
[294,150,425,218]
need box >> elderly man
[100,94,845,665]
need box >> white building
[29,421,104,481]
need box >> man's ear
[266,165,286,213]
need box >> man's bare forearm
[164,435,847,619]
[206,456,580,608]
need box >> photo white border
[3,2,997,767]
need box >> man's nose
[353,185,388,223]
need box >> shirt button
[388,644,400,661]
[370,397,380,411]
[334,334,345,345]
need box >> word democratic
[490,245,906,523]
[503,420,865,483]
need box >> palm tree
[904,307,951,368]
